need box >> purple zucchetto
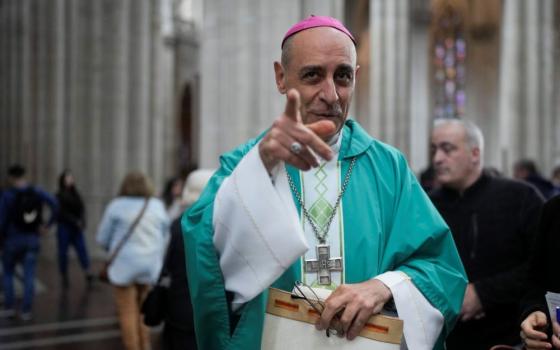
[281,15,356,48]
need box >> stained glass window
[432,0,467,119]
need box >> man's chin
[435,175,450,185]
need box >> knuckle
[298,131,313,144]
[272,119,282,128]
[353,295,365,306]
[340,314,353,325]
[363,299,375,310]
[267,139,279,149]
[338,284,349,293]
[324,299,337,310]
[260,143,272,155]
[269,128,279,138]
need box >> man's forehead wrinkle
[301,65,322,71]
[289,27,357,63]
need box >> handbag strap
[106,198,149,266]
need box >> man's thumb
[534,311,549,327]
[307,120,336,138]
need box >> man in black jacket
[519,195,560,350]
[429,119,544,350]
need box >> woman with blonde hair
[97,171,169,350]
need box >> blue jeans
[2,233,40,313]
[57,222,90,276]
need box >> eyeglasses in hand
[291,281,344,338]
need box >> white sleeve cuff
[374,271,444,350]
[213,144,308,310]
[374,271,410,288]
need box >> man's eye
[336,72,352,80]
[303,71,319,79]
[441,145,456,154]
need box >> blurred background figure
[96,171,169,350]
[161,176,185,221]
[0,164,57,321]
[419,165,440,193]
[519,195,560,350]
[180,169,215,208]
[429,120,544,350]
[143,168,214,350]
[55,169,92,289]
[513,159,558,200]
[550,165,560,188]
[484,166,503,178]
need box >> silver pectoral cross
[304,244,343,286]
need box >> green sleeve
[382,152,467,340]
[181,137,269,350]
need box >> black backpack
[12,188,43,232]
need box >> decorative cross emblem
[304,244,343,285]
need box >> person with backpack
[0,164,57,320]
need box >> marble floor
[0,257,162,350]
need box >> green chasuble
[182,119,467,350]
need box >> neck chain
[286,157,357,244]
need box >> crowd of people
[0,164,211,349]
[1,15,560,350]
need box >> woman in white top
[97,171,170,350]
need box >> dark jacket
[524,174,559,200]
[519,195,560,334]
[0,185,58,237]
[430,172,544,350]
[56,188,85,229]
[162,218,196,349]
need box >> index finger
[522,322,549,341]
[317,293,347,331]
[284,89,301,123]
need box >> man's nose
[319,78,339,104]
[432,148,445,164]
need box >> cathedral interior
[0,0,559,347]
[1,0,559,242]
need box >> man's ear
[472,147,481,165]
[274,61,287,94]
[355,65,360,79]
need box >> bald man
[182,16,466,350]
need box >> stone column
[52,0,66,179]
[368,0,411,160]
[34,0,64,188]
[302,0,344,18]
[537,0,557,175]
[151,0,176,185]
[16,1,27,170]
[553,3,560,170]
[409,3,431,172]
[0,0,178,258]
[1,1,12,174]
[498,0,557,174]
[0,2,6,175]
[128,0,151,172]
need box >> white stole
[299,135,344,287]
